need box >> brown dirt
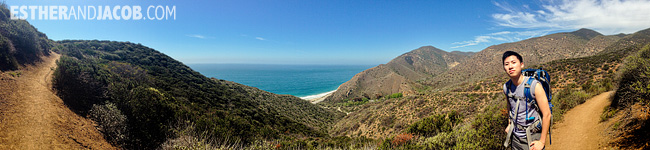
[0,53,117,149]
[546,91,614,150]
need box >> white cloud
[453,0,650,50]
[187,34,208,39]
[452,36,494,48]
[255,37,266,41]
[492,0,650,34]
[452,30,550,48]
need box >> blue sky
[6,0,650,65]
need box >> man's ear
[520,62,525,68]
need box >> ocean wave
[300,90,337,100]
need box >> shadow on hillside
[616,109,650,149]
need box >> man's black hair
[502,51,523,64]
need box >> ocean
[188,64,374,99]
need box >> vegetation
[613,44,650,108]
[602,44,650,149]
[0,4,53,71]
[340,98,369,107]
[389,93,404,99]
[52,40,342,149]
[326,34,627,149]
[5,2,649,148]
[406,111,462,137]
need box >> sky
[5,0,650,65]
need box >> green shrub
[552,88,591,123]
[7,71,20,77]
[406,111,462,137]
[613,44,650,108]
[600,106,618,122]
[423,132,456,150]
[389,93,403,99]
[89,102,128,147]
[455,105,507,150]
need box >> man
[502,51,551,150]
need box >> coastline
[300,90,336,104]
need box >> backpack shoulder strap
[523,76,535,101]
[503,80,512,95]
[523,75,538,121]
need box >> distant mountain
[427,28,621,89]
[599,28,650,56]
[324,46,473,102]
[0,5,52,71]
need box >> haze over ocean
[189,64,373,98]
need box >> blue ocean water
[188,64,373,98]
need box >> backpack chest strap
[507,93,526,101]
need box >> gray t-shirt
[503,77,541,138]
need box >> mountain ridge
[324,46,473,103]
[323,28,621,103]
[427,28,621,90]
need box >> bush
[613,44,650,108]
[423,132,456,150]
[600,106,618,122]
[90,102,128,147]
[455,105,507,149]
[552,88,592,123]
[391,133,415,147]
[406,111,462,137]
[389,93,403,99]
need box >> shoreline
[300,90,336,104]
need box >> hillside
[428,28,620,90]
[0,53,115,149]
[0,4,52,71]
[51,40,343,149]
[2,1,649,148]
[324,29,620,104]
[325,46,473,103]
[324,27,650,149]
[0,7,346,148]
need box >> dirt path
[546,91,614,150]
[0,53,116,149]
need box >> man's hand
[529,141,544,150]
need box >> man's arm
[531,83,552,150]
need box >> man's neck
[510,75,524,86]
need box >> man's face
[503,55,523,78]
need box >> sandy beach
[301,90,336,103]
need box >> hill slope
[52,40,343,149]
[330,30,650,142]
[0,5,52,71]
[0,53,115,149]
[327,27,650,149]
[325,46,472,102]
[428,28,620,89]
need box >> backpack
[521,67,554,144]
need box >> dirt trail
[546,91,614,150]
[0,53,116,149]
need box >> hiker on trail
[502,51,552,150]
